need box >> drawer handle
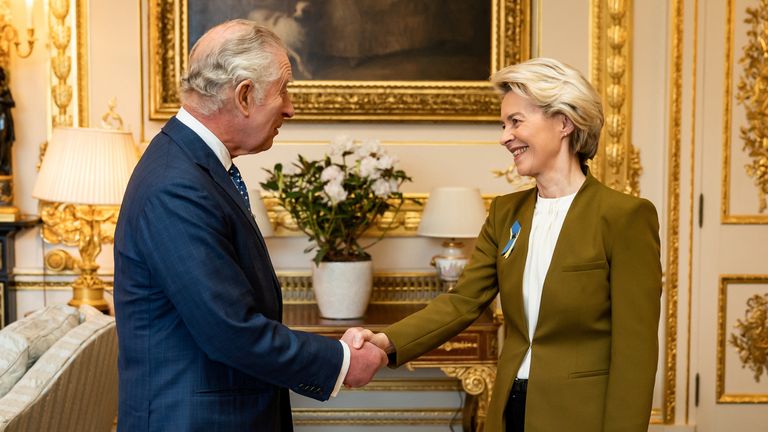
[437,341,478,352]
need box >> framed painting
[146,0,531,121]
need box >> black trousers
[505,379,527,432]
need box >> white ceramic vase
[312,260,373,319]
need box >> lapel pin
[501,220,521,259]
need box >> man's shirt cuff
[331,340,351,397]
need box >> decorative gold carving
[440,365,496,431]
[0,1,35,69]
[729,293,768,382]
[735,0,768,214]
[44,249,76,272]
[49,0,72,127]
[722,0,768,224]
[660,0,683,422]
[263,192,493,238]
[491,164,536,189]
[437,341,479,352]
[100,97,124,130]
[76,0,88,127]
[590,0,642,196]
[39,201,119,312]
[717,275,768,403]
[146,0,531,121]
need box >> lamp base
[69,274,110,313]
[432,240,469,291]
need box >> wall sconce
[32,127,138,312]
[418,187,487,291]
[0,0,36,63]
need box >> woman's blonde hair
[491,57,604,166]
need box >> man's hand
[343,341,387,388]
[342,327,394,354]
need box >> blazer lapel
[503,189,537,340]
[162,117,283,313]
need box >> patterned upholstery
[0,306,118,432]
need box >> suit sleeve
[384,198,500,366]
[135,179,343,401]
[603,198,662,431]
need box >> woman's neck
[535,160,587,198]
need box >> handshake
[340,327,393,388]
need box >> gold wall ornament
[437,341,479,352]
[49,0,72,127]
[0,0,36,68]
[39,201,119,312]
[717,275,768,403]
[100,97,124,130]
[590,0,642,197]
[261,193,494,238]
[722,0,768,223]
[729,293,768,383]
[491,164,536,189]
[735,0,768,214]
[145,0,531,121]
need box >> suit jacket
[384,173,661,432]
[114,117,343,432]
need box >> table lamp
[32,127,139,312]
[418,187,487,290]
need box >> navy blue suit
[114,117,343,431]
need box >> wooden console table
[284,303,499,431]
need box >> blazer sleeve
[134,179,343,401]
[603,198,662,431]
[383,198,501,366]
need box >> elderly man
[114,20,386,431]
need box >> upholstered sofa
[0,304,118,432]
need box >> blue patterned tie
[228,164,251,210]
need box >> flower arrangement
[261,136,412,264]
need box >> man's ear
[234,80,253,116]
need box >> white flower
[389,178,399,193]
[323,181,348,205]
[283,163,300,176]
[321,165,344,183]
[359,156,380,179]
[356,139,381,157]
[372,178,391,197]
[330,135,355,156]
[376,153,396,170]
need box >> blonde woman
[345,57,662,431]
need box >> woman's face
[499,91,572,179]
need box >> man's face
[243,50,295,155]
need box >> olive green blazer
[384,173,661,432]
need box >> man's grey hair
[180,20,286,115]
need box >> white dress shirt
[516,191,577,379]
[175,108,351,396]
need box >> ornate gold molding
[292,408,462,426]
[49,0,72,127]
[722,0,768,224]
[590,0,642,196]
[262,192,494,238]
[440,365,496,431]
[729,293,768,383]
[76,0,88,127]
[734,0,768,214]
[661,0,684,423]
[145,0,531,121]
[717,275,768,403]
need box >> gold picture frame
[145,0,531,121]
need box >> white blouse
[516,191,577,379]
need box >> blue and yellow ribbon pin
[500,220,521,259]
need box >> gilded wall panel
[717,275,768,403]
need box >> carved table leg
[440,365,497,432]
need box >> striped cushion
[3,305,79,368]
[0,332,28,398]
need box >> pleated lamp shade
[418,187,487,238]
[32,127,139,205]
